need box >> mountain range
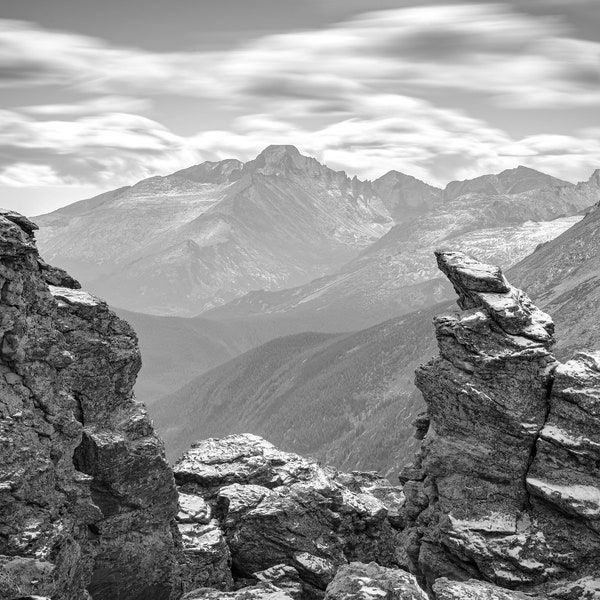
[206,167,595,332]
[35,145,392,315]
[35,147,598,324]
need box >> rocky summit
[401,250,600,598]
[0,212,181,599]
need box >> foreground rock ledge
[401,249,600,598]
[0,212,181,599]
[173,433,405,599]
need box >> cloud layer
[1,2,599,199]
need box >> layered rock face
[173,433,405,599]
[402,250,600,598]
[0,212,181,599]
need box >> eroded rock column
[402,250,600,598]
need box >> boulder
[182,582,295,599]
[433,578,544,599]
[174,434,404,597]
[324,562,427,599]
[255,564,304,599]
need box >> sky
[1,0,599,215]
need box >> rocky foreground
[1,212,600,599]
[0,211,182,599]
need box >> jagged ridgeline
[2,211,600,599]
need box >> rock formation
[401,250,600,598]
[323,562,427,600]
[172,433,405,599]
[0,211,181,599]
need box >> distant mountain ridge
[34,145,596,319]
[152,308,439,470]
[34,145,394,314]
[509,176,600,358]
[206,168,600,332]
[442,164,570,201]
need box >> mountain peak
[246,144,320,176]
[258,144,301,160]
[444,165,571,201]
[589,168,600,187]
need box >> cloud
[0,163,66,187]
[0,3,599,196]
[0,109,202,185]
[497,132,600,181]
[1,5,600,107]
[20,96,153,116]
[0,92,598,192]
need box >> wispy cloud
[2,6,599,106]
[20,96,153,116]
[0,3,599,195]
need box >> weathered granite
[401,250,600,598]
[176,491,233,593]
[323,562,428,599]
[255,564,304,600]
[182,583,295,599]
[433,578,544,599]
[0,213,181,599]
[174,434,405,598]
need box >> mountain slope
[509,170,600,357]
[373,170,442,221]
[113,309,259,405]
[206,169,600,331]
[154,179,600,475]
[152,306,443,472]
[116,305,350,405]
[35,145,392,315]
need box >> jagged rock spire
[435,250,554,341]
[401,250,600,599]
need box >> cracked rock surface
[323,562,427,599]
[0,213,181,599]
[173,433,405,599]
[401,250,600,598]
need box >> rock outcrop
[182,583,296,599]
[432,578,544,600]
[323,562,427,599]
[0,212,181,599]
[401,250,600,598]
[173,434,405,599]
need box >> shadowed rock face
[401,250,600,599]
[0,213,181,599]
